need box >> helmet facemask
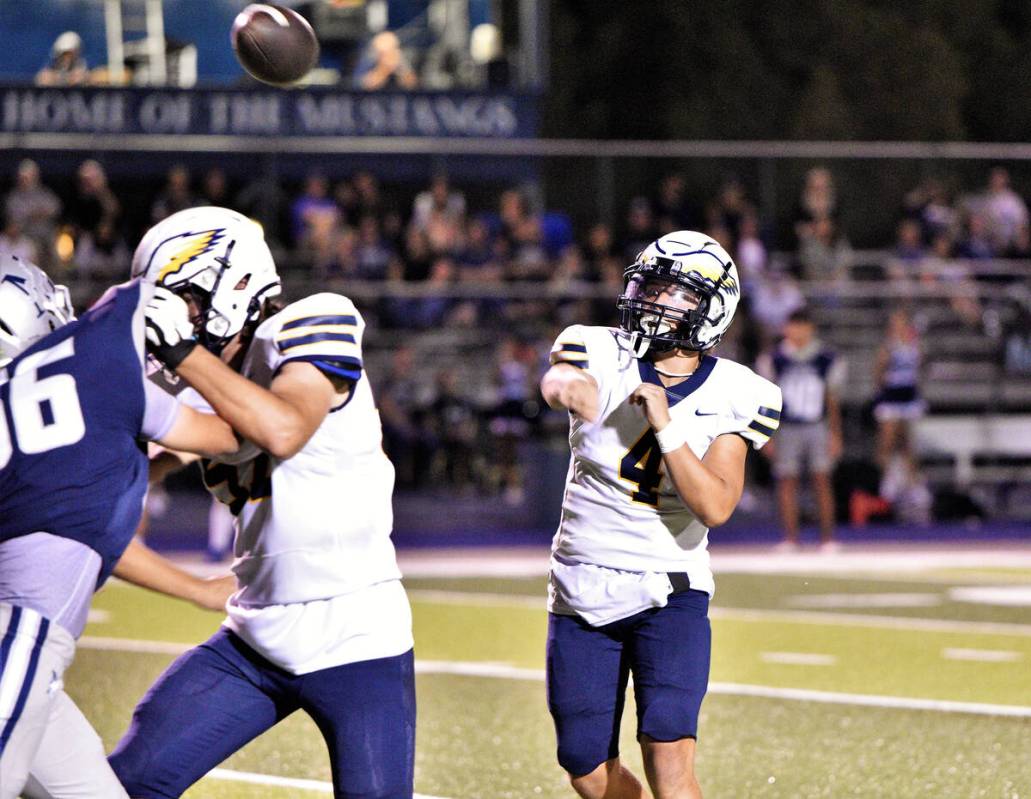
[172,240,262,354]
[618,258,731,357]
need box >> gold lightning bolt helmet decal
[156,229,225,284]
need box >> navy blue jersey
[770,346,839,424]
[0,281,150,584]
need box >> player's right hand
[630,383,672,430]
[145,286,199,370]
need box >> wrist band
[160,338,198,371]
[654,418,686,453]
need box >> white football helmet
[0,254,75,368]
[617,230,741,356]
[132,206,281,354]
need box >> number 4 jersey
[550,325,782,595]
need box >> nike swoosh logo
[695,410,718,417]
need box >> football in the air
[231,4,319,87]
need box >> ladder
[103,0,166,85]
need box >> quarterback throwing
[540,231,782,799]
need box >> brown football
[231,4,319,87]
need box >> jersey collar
[638,355,717,407]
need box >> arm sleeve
[548,324,607,387]
[717,372,783,451]
[140,378,182,442]
[273,301,364,382]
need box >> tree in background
[543,0,1031,142]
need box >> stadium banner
[0,85,536,138]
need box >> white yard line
[760,652,837,666]
[708,606,1031,637]
[393,546,1031,579]
[408,589,543,609]
[83,604,1031,655]
[949,585,1031,606]
[707,682,1031,718]
[75,636,1031,719]
[942,648,1023,662]
[80,635,190,655]
[410,587,1031,638]
[206,767,450,798]
[421,660,1031,719]
[784,593,943,609]
[206,768,333,793]
[709,548,1031,574]
[417,659,546,681]
[157,545,1031,582]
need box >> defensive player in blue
[0,255,240,799]
[540,232,782,799]
[109,207,415,799]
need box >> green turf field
[73,549,1031,798]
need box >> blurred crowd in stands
[33,15,510,91]
[4,156,1029,521]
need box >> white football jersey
[197,293,400,605]
[550,324,782,595]
[181,293,411,672]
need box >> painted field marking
[80,635,189,655]
[207,767,450,798]
[785,593,942,609]
[408,588,1031,638]
[760,652,837,666]
[206,768,332,793]
[417,659,546,681]
[707,682,1031,718]
[408,589,543,609]
[709,549,1031,575]
[949,586,1031,607]
[709,606,1031,638]
[86,609,111,623]
[84,601,1031,650]
[74,636,1031,719]
[942,648,1023,663]
[421,661,1031,719]
[162,546,1031,582]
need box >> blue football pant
[109,628,415,799]
[546,589,711,777]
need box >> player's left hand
[192,574,237,612]
[629,383,672,431]
[145,286,198,370]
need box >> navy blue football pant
[108,628,415,799]
[546,588,711,778]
